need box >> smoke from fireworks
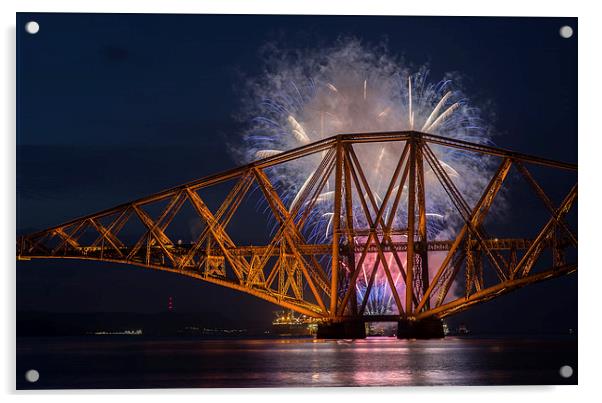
[234,39,496,314]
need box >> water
[16,336,577,389]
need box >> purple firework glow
[234,40,497,314]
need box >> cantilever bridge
[17,131,577,338]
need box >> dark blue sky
[16,13,577,332]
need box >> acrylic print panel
[16,13,577,389]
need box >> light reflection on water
[17,336,577,389]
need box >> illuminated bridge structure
[17,132,577,338]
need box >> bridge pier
[397,317,445,339]
[316,320,366,339]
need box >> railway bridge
[17,131,577,338]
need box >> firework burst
[234,40,496,314]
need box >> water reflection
[17,336,577,389]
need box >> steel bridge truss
[17,131,577,322]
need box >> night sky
[16,13,577,333]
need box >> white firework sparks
[234,39,497,314]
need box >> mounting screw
[559,26,573,39]
[25,21,40,34]
[25,369,40,383]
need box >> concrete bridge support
[397,317,445,339]
[316,320,367,339]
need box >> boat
[271,310,317,337]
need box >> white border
[2,0,599,401]
[3,0,585,17]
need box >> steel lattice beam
[17,131,577,322]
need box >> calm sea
[16,336,577,389]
